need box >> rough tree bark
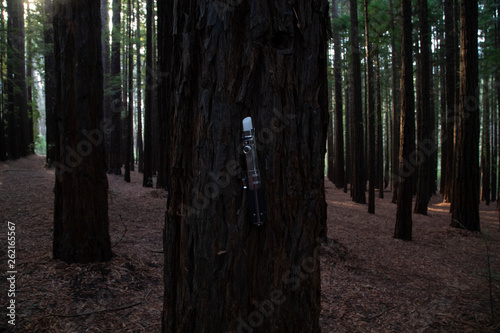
[395,0,415,241]
[124,0,133,183]
[414,0,433,215]
[450,0,480,231]
[45,0,56,166]
[481,77,491,205]
[389,0,401,203]
[0,3,5,161]
[52,0,112,263]
[160,1,329,332]
[136,0,143,173]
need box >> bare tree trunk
[390,0,401,203]
[110,0,122,175]
[160,1,329,331]
[124,0,133,182]
[350,0,367,204]
[395,0,415,240]
[333,0,345,189]
[53,0,112,263]
[450,0,480,231]
[481,77,491,205]
[375,47,384,199]
[0,3,5,161]
[136,0,143,173]
[142,0,153,187]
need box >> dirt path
[0,155,499,332]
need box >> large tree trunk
[6,0,29,160]
[395,0,415,241]
[0,3,5,162]
[333,0,345,189]
[52,0,112,263]
[414,0,433,215]
[443,0,457,203]
[389,0,401,203]
[375,47,383,199]
[450,0,480,231]
[160,1,329,331]
[364,0,376,214]
[350,0,367,204]
[124,0,133,183]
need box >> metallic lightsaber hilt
[242,117,266,226]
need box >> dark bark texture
[52,0,112,263]
[142,0,153,187]
[160,1,329,332]
[110,0,122,175]
[450,0,480,231]
[395,0,414,241]
[45,0,56,166]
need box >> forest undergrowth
[0,155,499,332]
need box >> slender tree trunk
[136,0,143,173]
[414,0,433,215]
[101,0,112,171]
[439,12,447,194]
[142,0,153,187]
[450,0,480,231]
[45,0,56,166]
[390,0,401,203]
[52,0,112,263]
[350,0,367,204]
[395,0,415,240]
[492,91,497,203]
[333,0,345,189]
[344,84,351,194]
[160,1,329,331]
[110,0,122,175]
[375,47,383,198]
[124,0,133,182]
[481,77,490,205]
[364,0,375,214]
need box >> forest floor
[0,155,499,332]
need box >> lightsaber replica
[242,117,267,226]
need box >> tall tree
[333,0,345,189]
[390,0,401,203]
[443,0,457,203]
[160,1,329,331]
[450,0,480,231]
[364,0,376,214]
[375,47,384,198]
[109,0,122,175]
[395,0,415,240]
[481,77,491,205]
[45,0,56,166]
[142,0,153,187]
[52,0,112,263]
[350,0,367,204]
[124,0,133,183]
[414,0,433,215]
[6,0,29,159]
[136,0,143,173]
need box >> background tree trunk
[481,77,490,205]
[395,0,414,241]
[52,0,112,263]
[136,0,143,173]
[6,0,29,159]
[160,1,329,331]
[364,0,376,214]
[44,0,55,166]
[350,0,367,204]
[124,0,133,183]
[333,0,345,189]
[110,0,122,175]
[450,0,480,231]
[142,0,153,188]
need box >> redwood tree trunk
[52,0,112,263]
[142,0,153,187]
[110,0,122,175]
[395,0,415,241]
[160,1,329,331]
[481,77,490,205]
[333,0,345,189]
[450,0,480,231]
[390,0,401,203]
[45,0,56,166]
[350,0,367,204]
